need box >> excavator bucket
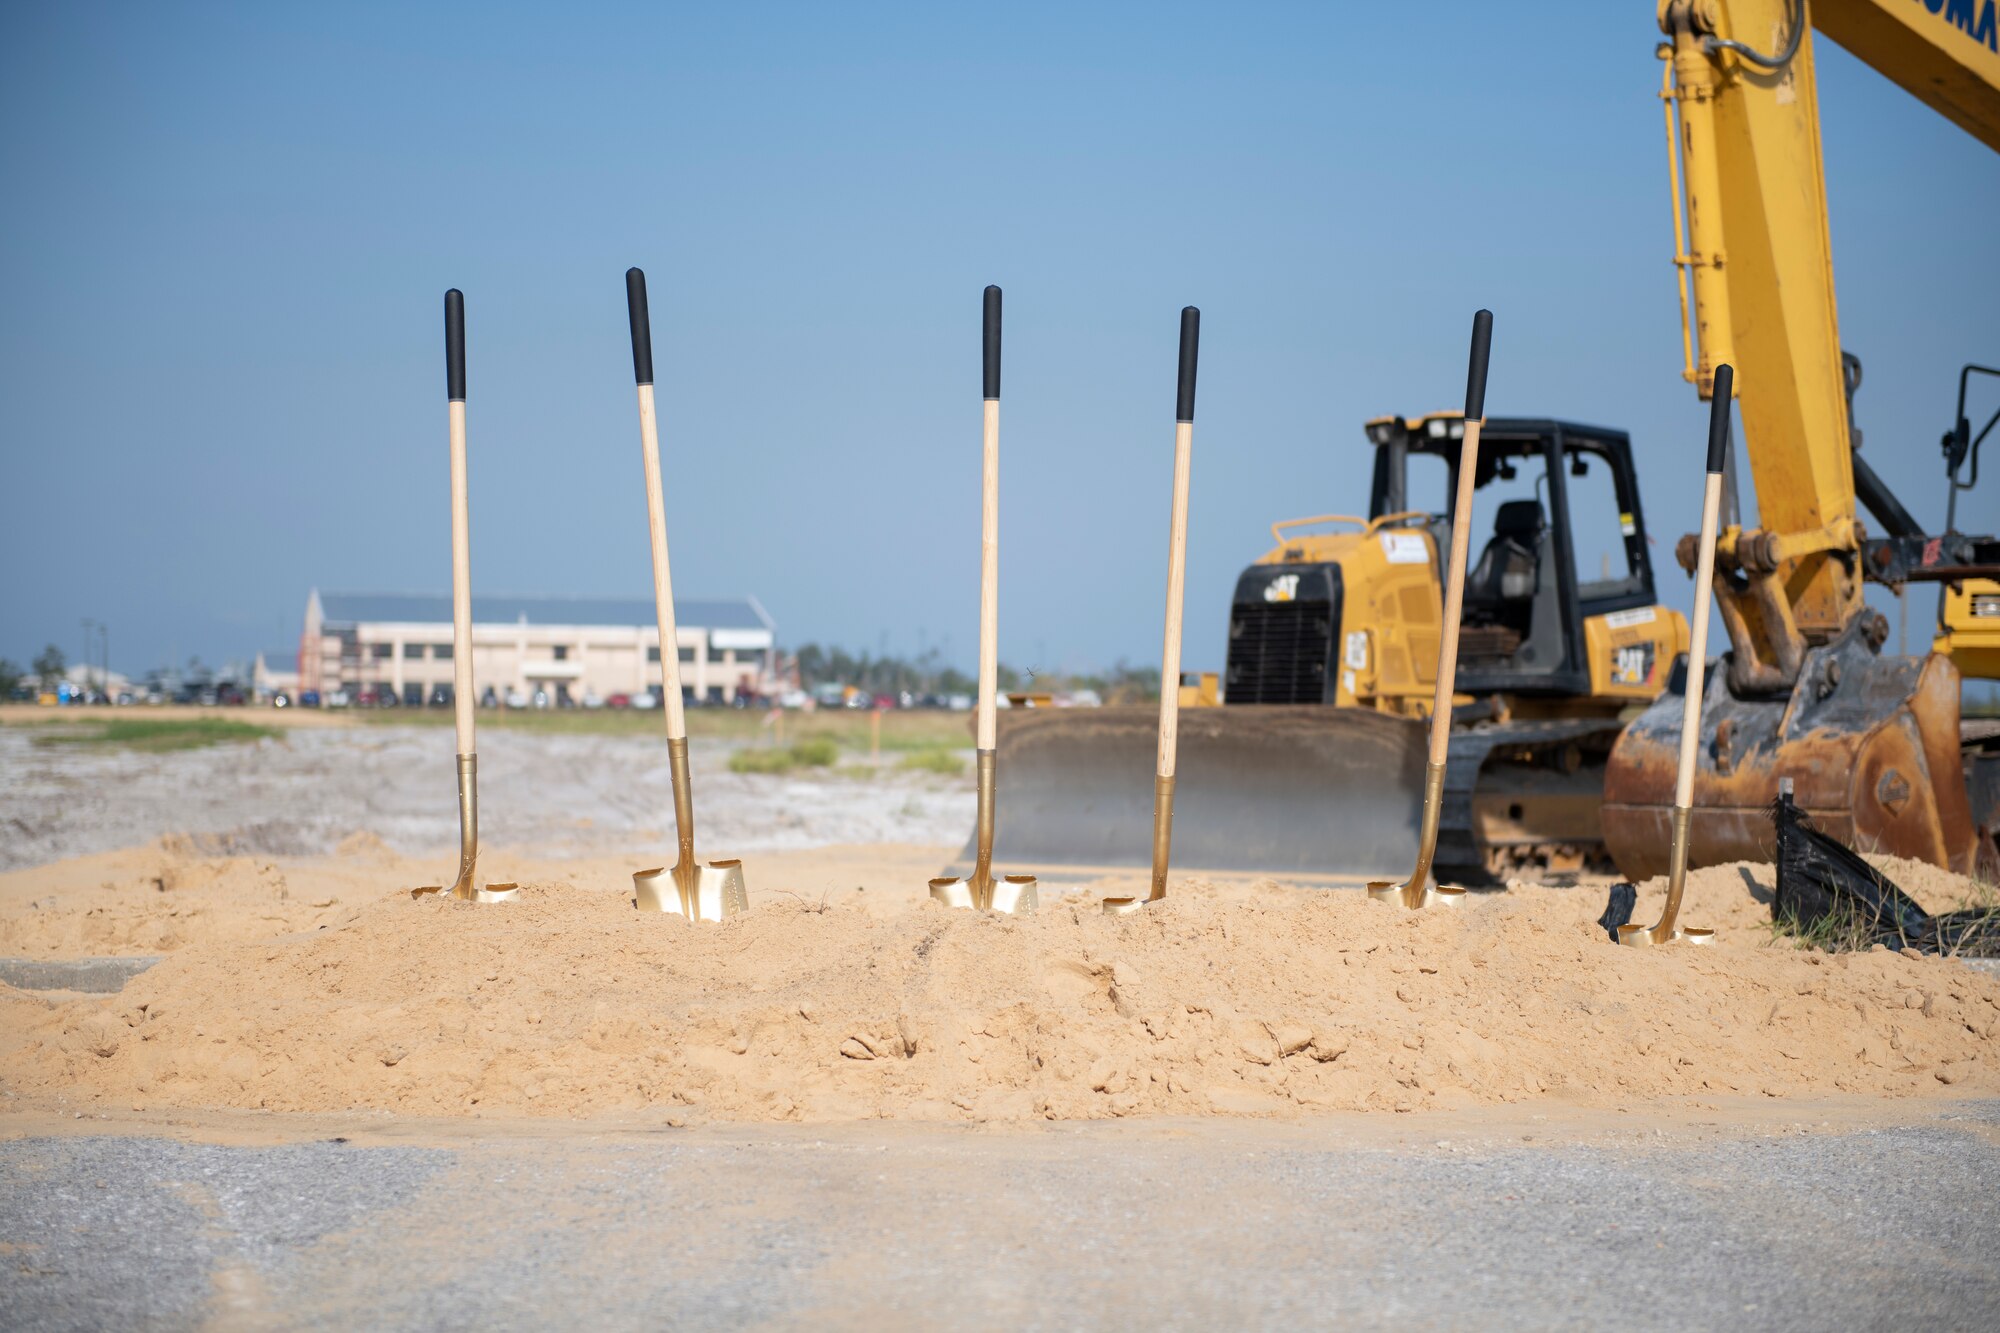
[952,705,1428,885]
[1602,633,1988,882]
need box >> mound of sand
[0,839,382,958]
[4,857,1994,1123]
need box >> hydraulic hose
[1705,0,1804,70]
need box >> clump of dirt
[4,858,1994,1122]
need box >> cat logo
[1610,643,1656,687]
[1264,573,1300,603]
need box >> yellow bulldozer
[962,0,2000,887]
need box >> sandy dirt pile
[4,853,1995,1123]
[0,839,952,961]
[0,835,393,958]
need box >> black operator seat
[1466,498,1545,609]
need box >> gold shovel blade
[1615,923,1715,948]
[990,874,1038,914]
[634,860,748,921]
[928,873,1038,914]
[927,876,977,911]
[1365,879,1466,910]
[411,880,519,902]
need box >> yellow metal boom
[1815,0,2000,150]
[1658,0,2000,690]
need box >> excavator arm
[1602,0,2000,880]
[1815,0,2000,150]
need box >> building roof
[315,592,773,632]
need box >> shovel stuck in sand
[624,268,748,921]
[415,290,518,904]
[1613,365,1731,947]
[1366,309,1494,911]
[931,286,1037,914]
[1105,306,1201,916]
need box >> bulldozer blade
[1603,631,1982,883]
[957,705,1427,884]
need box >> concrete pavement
[3,1099,1997,1330]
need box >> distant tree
[32,644,66,692]
[1103,660,1162,705]
[783,641,1145,702]
[0,658,22,700]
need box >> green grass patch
[1766,905,1879,954]
[897,746,965,777]
[729,737,840,775]
[358,705,971,749]
[31,717,281,753]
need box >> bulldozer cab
[1368,414,1661,697]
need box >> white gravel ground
[0,726,973,871]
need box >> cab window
[1565,444,1637,601]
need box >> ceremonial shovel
[415,289,517,903]
[930,286,1037,914]
[1367,309,1493,910]
[1615,365,1731,947]
[624,268,748,920]
[1105,306,1201,916]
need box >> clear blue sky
[2,1,1995,681]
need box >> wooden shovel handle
[1157,307,1200,781]
[1425,309,1493,767]
[444,290,475,755]
[1677,363,1732,808]
[627,268,687,741]
[976,287,1002,751]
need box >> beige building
[298,590,776,705]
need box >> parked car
[581,689,604,709]
[428,685,451,707]
[631,691,658,710]
[326,689,351,708]
[299,689,321,707]
[505,688,529,709]
[531,689,550,709]
[605,693,632,709]
[271,692,291,708]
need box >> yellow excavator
[969,0,2000,885]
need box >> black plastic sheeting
[1772,789,1999,956]
[1597,882,1637,943]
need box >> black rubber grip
[626,267,654,386]
[445,289,465,401]
[983,285,1001,400]
[1176,306,1200,423]
[1707,363,1734,474]
[1463,308,1493,421]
